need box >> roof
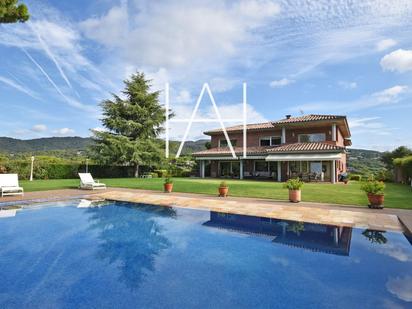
[192,142,345,157]
[267,142,345,153]
[272,114,345,124]
[193,146,271,156]
[204,114,350,138]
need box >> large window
[219,139,237,147]
[255,161,268,172]
[260,136,282,146]
[298,133,326,143]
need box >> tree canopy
[0,0,29,23]
[381,146,412,169]
[91,72,168,177]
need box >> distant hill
[0,137,385,174]
[347,148,385,174]
[0,137,93,153]
[0,136,208,156]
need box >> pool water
[0,200,411,309]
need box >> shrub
[375,169,393,182]
[219,181,228,188]
[149,172,158,178]
[349,174,362,181]
[283,178,304,190]
[154,169,168,177]
[360,180,385,195]
[164,177,173,184]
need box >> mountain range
[0,137,384,174]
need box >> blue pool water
[0,200,411,309]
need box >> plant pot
[344,180,348,185]
[289,189,301,203]
[367,193,384,209]
[219,186,229,197]
[164,183,173,193]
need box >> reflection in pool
[0,200,411,308]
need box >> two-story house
[192,114,351,183]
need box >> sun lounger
[79,173,106,190]
[0,174,24,197]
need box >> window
[298,133,326,143]
[219,139,237,147]
[255,161,268,172]
[260,136,282,146]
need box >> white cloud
[338,81,357,89]
[386,276,412,302]
[270,78,294,88]
[0,75,39,99]
[53,128,75,135]
[175,90,192,104]
[31,124,47,132]
[372,85,408,103]
[376,38,397,51]
[80,0,280,75]
[380,49,412,73]
[79,4,128,47]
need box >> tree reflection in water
[86,202,176,290]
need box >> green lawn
[19,178,412,209]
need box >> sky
[1,0,412,151]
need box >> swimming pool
[0,199,411,308]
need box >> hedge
[394,156,412,182]
[0,161,136,180]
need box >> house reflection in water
[203,212,352,256]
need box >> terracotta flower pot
[289,189,301,203]
[164,183,173,193]
[367,193,384,209]
[219,186,229,197]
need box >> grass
[19,177,412,209]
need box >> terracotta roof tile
[204,114,346,135]
[193,146,272,156]
[267,142,345,153]
[193,142,345,157]
[273,114,345,124]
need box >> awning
[266,153,342,161]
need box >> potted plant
[283,178,304,203]
[164,177,173,193]
[218,181,229,197]
[360,180,385,208]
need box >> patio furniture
[0,174,24,197]
[140,174,153,178]
[79,173,106,190]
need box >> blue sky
[1,0,412,150]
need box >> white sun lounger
[0,174,24,197]
[79,173,106,190]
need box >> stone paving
[95,189,404,232]
[0,188,409,233]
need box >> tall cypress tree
[91,72,166,177]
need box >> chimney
[285,114,291,119]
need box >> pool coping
[1,188,411,234]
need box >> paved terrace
[1,188,410,233]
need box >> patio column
[240,160,244,179]
[331,160,336,183]
[277,161,281,182]
[281,127,286,144]
[200,160,205,178]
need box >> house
[192,114,351,183]
[203,211,352,256]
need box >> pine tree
[91,72,167,177]
[0,0,29,23]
